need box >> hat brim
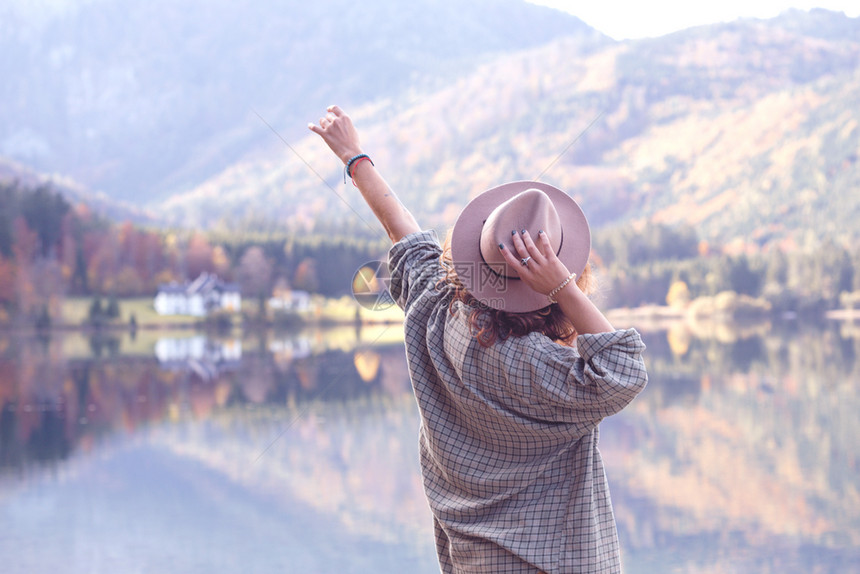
[449,181,591,313]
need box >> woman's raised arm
[309,105,421,243]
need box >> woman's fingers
[500,229,573,297]
[499,241,530,275]
[508,231,543,275]
[537,230,555,259]
[510,230,530,260]
[520,230,544,262]
[311,108,343,133]
[511,230,545,265]
[309,106,364,164]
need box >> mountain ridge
[162,9,860,249]
[3,4,858,250]
[0,0,601,202]
[0,156,157,224]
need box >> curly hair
[439,231,595,348]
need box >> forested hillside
[0,0,598,202]
[4,3,857,250]
[0,181,390,325]
[163,9,860,251]
[3,3,859,320]
[0,156,154,224]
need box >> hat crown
[449,180,590,313]
[479,189,562,278]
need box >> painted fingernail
[511,230,517,236]
[538,230,543,235]
[521,229,526,234]
[498,243,504,249]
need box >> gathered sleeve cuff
[502,328,647,430]
[572,328,648,417]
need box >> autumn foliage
[0,181,389,322]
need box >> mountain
[0,155,157,224]
[0,0,601,203]
[4,3,858,250]
[162,8,860,249]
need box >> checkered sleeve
[388,230,445,312]
[505,328,648,427]
[572,328,648,417]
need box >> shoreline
[4,308,858,335]
[0,316,406,335]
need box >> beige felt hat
[449,181,591,313]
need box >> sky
[526,0,860,39]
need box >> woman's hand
[307,105,421,244]
[501,229,614,334]
[499,229,573,297]
[308,105,363,164]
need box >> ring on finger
[521,256,532,267]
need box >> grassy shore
[62,297,199,328]
[55,295,404,331]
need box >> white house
[154,273,241,316]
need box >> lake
[0,319,858,573]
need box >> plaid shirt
[388,231,648,574]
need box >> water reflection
[155,335,242,380]
[0,321,859,572]
[0,327,412,475]
[604,320,860,573]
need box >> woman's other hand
[307,105,421,244]
[308,105,362,164]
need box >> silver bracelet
[548,272,577,304]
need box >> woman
[310,106,647,574]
